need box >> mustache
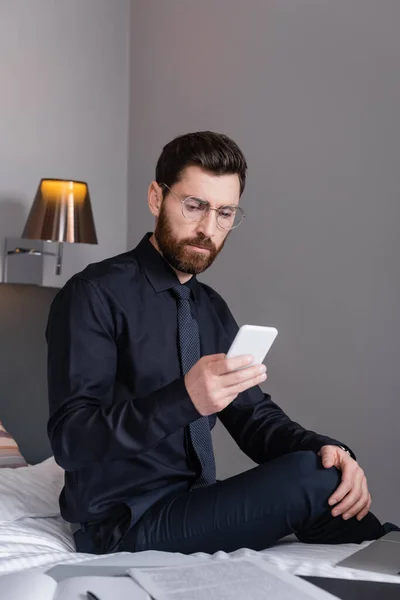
[184,237,216,252]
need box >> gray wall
[128,0,400,523]
[0,0,131,462]
[1,0,398,524]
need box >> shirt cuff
[152,376,202,433]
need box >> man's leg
[118,451,390,554]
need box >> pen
[86,591,101,600]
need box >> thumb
[319,446,336,469]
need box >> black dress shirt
[47,233,344,527]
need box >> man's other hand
[319,445,372,521]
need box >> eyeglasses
[159,183,245,230]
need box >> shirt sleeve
[47,277,200,471]
[219,385,351,463]
[208,290,354,462]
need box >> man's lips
[186,243,212,253]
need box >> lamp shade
[22,178,98,244]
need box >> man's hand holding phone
[185,354,267,416]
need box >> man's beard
[154,205,226,275]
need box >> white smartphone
[226,325,278,368]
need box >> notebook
[1,555,338,600]
[0,571,148,600]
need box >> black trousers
[74,451,397,555]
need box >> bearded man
[47,131,398,555]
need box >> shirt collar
[134,233,200,300]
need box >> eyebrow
[180,192,238,209]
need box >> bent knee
[284,450,322,474]
[299,451,341,498]
[285,451,341,496]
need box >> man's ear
[148,181,163,217]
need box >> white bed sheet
[0,516,95,575]
[0,516,399,586]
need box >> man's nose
[196,210,218,239]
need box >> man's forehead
[174,168,240,206]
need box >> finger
[328,475,354,508]
[223,371,267,396]
[331,473,364,515]
[342,493,370,520]
[320,448,336,469]
[356,508,369,521]
[332,488,362,517]
[206,354,228,366]
[342,499,367,521]
[220,364,266,387]
[215,355,255,375]
[356,494,372,521]
[328,458,360,505]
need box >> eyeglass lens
[183,197,243,229]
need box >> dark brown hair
[156,131,247,197]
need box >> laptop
[301,576,400,600]
[336,531,400,576]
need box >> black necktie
[172,284,216,489]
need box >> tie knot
[172,284,191,301]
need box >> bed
[0,420,399,588]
